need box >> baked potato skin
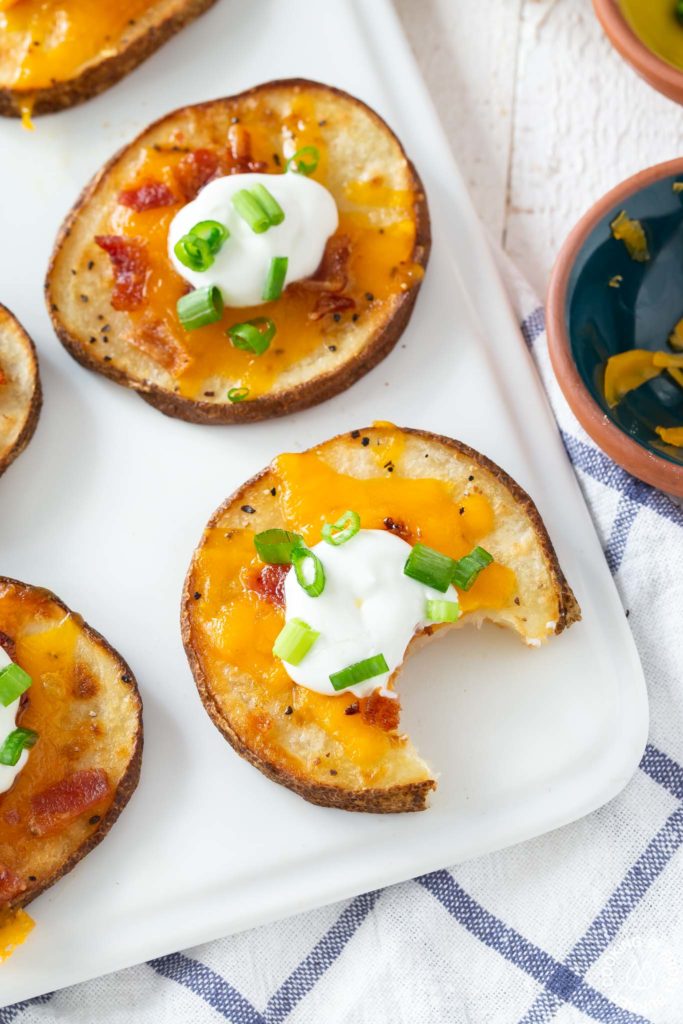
[182,426,580,813]
[46,79,431,424]
[0,305,42,480]
[0,0,218,118]
[0,579,143,912]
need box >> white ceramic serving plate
[0,0,647,1005]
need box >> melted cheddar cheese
[0,908,34,962]
[0,0,152,89]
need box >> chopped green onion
[0,727,38,766]
[254,528,304,564]
[285,145,320,175]
[292,546,326,597]
[174,234,214,272]
[250,184,285,226]
[189,219,229,253]
[322,510,361,546]
[177,285,224,331]
[232,188,271,233]
[227,317,276,355]
[227,386,250,403]
[0,663,32,707]
[451,546,493,590]
[426,599,460,623]
[262,256,288,302]
[330,654,389,692]
[273,618,319,665]
[403,543,455,593]
[677,0,683,25]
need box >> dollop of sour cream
[167,172,339,307]
[282,530,459,699]
[0,645,29,795]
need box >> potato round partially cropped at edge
[0,579,143,913]
[0,0,219,119]
[182,424,580,813]
[0,305,42,479]
[46,79,431,424]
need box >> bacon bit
[0,865,26,903]
[0,631,15,662]
[0,367,7,386]
[3,810,20,827]
[250,564,290,608]
[309,292,356,321]
[29,769,111,836]
[127,318,190,375]
[173,148,221,201]
[360,691,401,732]
[226,125,267,174]
[118,179,177,211]
[95,235,149,311]
[383,517,412,542]
[299,235,351,294]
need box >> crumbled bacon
[250,564,290,608]
[118,180,177,211]
[383,517,412,542]
[360,691,400,732]
[0,366,7,386]
[0,630,15,662]
[226,125,267,174]
[0,864,26,903]
[173,148,221,201]
[309,292,356,321]
[29,769,111,836]
[299,235,351,294]
[95,235,149,311]
[127,318,190,375]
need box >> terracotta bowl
[593,0,683,105]
[546,158,683,497]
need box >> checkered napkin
[4,257,683,1024]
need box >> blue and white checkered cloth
[4,257,683,1024]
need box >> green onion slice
[262,256,288,302]
[292,546,326,597]
[227,386,250,403]
[174,234,214,272]
[285,145,320,175]
[177,285,224,331]
[403,543,455,593]
[227,317,276,355]
[250,184,285,226]
[426,599,460,623]
[273,618,319,665]
[0,663,32,708]
[0,727,38,767]
[451,546,493,591]
[677,0,683,25]
[330,654,389,692]
[254,528,304,564]
[232,189,271,233]
[322,510,361,546]
[189,219,229,253]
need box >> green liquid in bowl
[620,0,683,71]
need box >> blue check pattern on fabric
[4,290,682,1024]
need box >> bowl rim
[546,156,683,497]
[593,0,683,105]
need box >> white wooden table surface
[395,0,683,297]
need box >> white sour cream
[0,645,30,795]
[167,172,339,307]
[282,530,459,699]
